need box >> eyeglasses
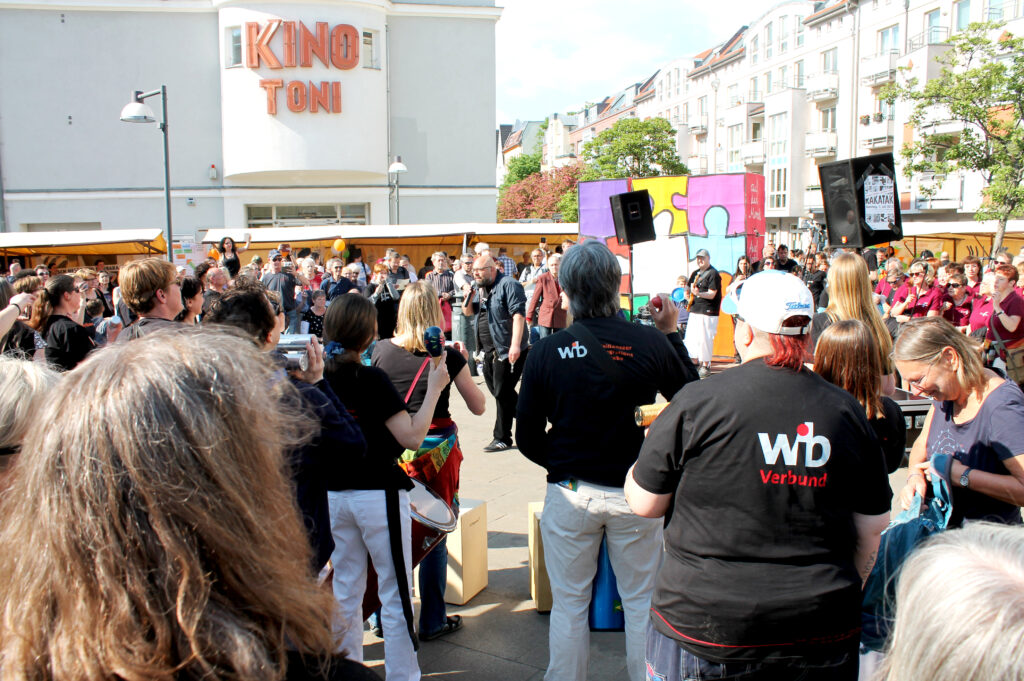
[910,271,925,277]
[908,358,941,391]
[947,283,963,289]
[472,267,494,273]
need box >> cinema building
[0,0,501,239]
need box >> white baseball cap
[721,271,813,335]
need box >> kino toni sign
[245,20,362,115]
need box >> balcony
[748,89,764,105]
[908,26,949,52]
[804,186,824,212]
[686,155,709,174]
[741,140,766,166]
[687,114,709,135]
[861,116,895,149]
[984,0,1024,21]
[861,51,899,86]
[913,173,963,210]
[804,72,839,101]
[805,131,838,158]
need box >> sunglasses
[947,283,962,289]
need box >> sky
[495,0,774,126]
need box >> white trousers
[329,489,420,681]
[540,481,663,681]
[684,312,719,363]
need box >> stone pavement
[358,369,910,680]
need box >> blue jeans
[645,620,858,681]
[418,536,449,635]
[287,307,302,334]
[536,325,557,340]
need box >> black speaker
[818,152,903,248]
[609,189,656,246]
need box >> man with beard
[463,254,527,452]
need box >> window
[698,95,708,115]
[769,168,788,209]
[675,68,681,95]
[769,112,788,157]
[822,48,838,73]
[796,16,805,46]
[246,204,369,226]
[751,35,760,64]
[666,72,672,94]
[878,25,900,55]
[751,121,763,142]
[225,26,242,67]
[362,30,380,69]
[764,24,773,58]
[779,16,789,53]
[778,65,788,89]
[673,105,680,121]
[749,77,760,102]
[987,0,1004,20]
[727,83,739,106]
[953,0,971,30]
[764,72,773,94]
[821,107,836,132]
[728,124,743,168]
[925,9,941,43]
[795,60,805,87]
[876,96,895,119]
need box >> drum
[359,479,457,619]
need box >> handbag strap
[565,322,626,384]
[405,357,431,404]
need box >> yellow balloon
[333,238,347,253]
[208,248,220,260]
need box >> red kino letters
[246,20,359,115]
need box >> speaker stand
[628,244,634,321]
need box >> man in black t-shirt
[682,248,721,378]
[261,250,304,333]
[773,244,798,273]
[625,271,891,681]
[516,241,697,681]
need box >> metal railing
[908,26,949,51]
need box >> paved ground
[358,361,910,680]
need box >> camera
[276,333,315,372]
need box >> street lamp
[388,155,408,225]
[120,86,173,262]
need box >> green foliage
[556,187,578,223]
[883,23,1024,255]
[498,165,581,222]
[501,151,542,190]
[580,117,688,180]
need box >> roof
[0,229,167,256]
[634,69,660,103]
[688,27,747,78]
[803,0,847,25]
[502,127,524,151]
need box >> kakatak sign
[245,20,362,115]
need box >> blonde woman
[890,260,942,322]
[371,281,485,640]
[0,328,380,681]
[811,252,896,394]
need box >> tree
[556,187,578,223]
[498,165,581,221]
[501,151,542,191]
[883,23,1024,256]
[580,117,688,180]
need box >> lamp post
[388,155,408,225]
[120,86,173,262]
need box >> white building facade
[639,0,1024,248]
[0,0,500,238]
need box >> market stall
[0,229,167,272]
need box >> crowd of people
[0,237,1022,681]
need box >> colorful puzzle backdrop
[578,173,765,357]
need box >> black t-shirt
[285,651,380,681]
[1,320,39,358]
[220,253,241,278]
[43,316,95,372]
[476,293,495,353]
[686,267,722,316]
[323,361,413,492]
[774,257,798,273]
[262,272,299,311]
[118,316,181,342]
[516,317,698,486]
[862,249,879,274]
[804,270,826,308]
[871,396,907,474]
[632,359,892,663]
[371,339,467,420]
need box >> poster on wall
[172,240,199,273]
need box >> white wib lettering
[757,422,831,468]
[556,341,589,359]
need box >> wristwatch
[960,467,972,489]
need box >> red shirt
[941,294,972,328]
[964,279,981,298]
[969,296,993,334]
[990,290,1024,346]
[894,284,943,318]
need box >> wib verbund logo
[757,422,830,487]
[556,341,588,359]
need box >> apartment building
[638,0,1024,247]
